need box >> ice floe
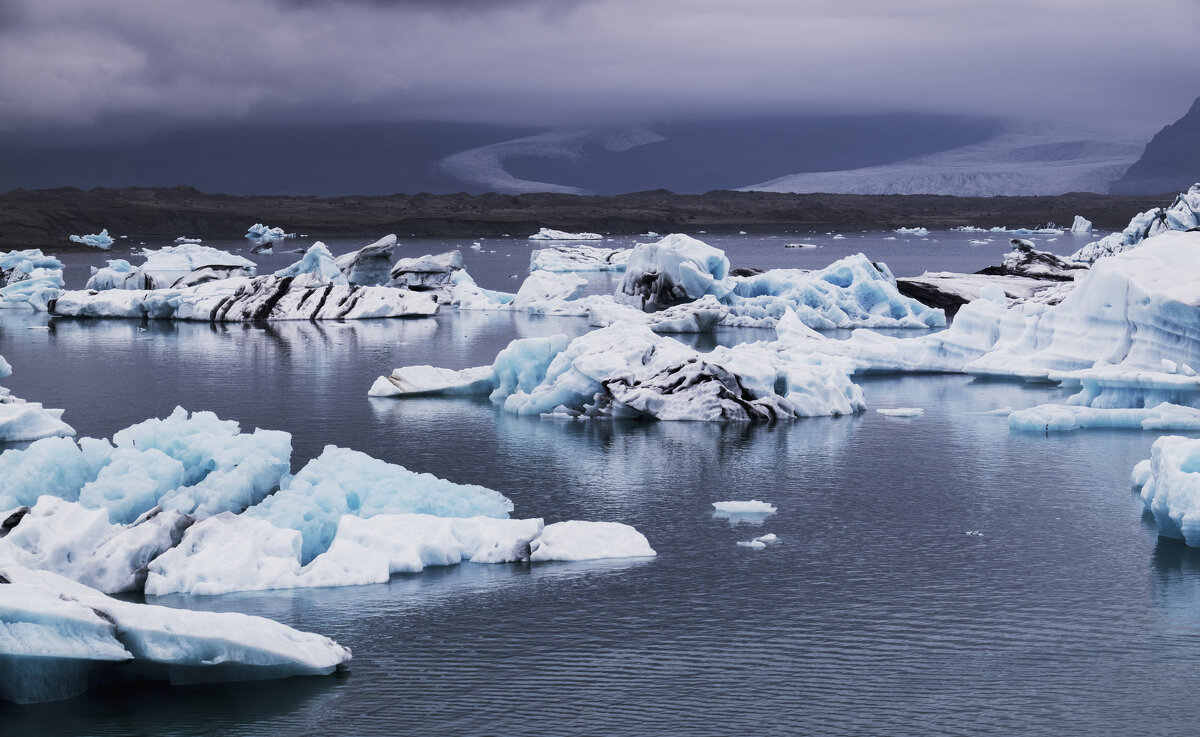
[878,407,924,417]
[528,228,603,241]
[713,501,777,516]
[0,566,349,704]
[68,229,114,249]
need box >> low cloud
[1,0,1196,136]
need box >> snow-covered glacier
[1071,183,1200,263]
[0,567,349,704]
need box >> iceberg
[333,234,396,286]
[1070,215,1093,234]
[528,521,656,561]
[140,244,256,287]
[0,566,349,704]
[0,355,75,442]
[173,237,202,244]
[1009,402,1200,433]
[388,250,465,294]
[893,227,929,236]
[1132,435,1200,546]
[0,407,290,523]
[68,229,114,249]
[528,228,603,241]
[529,245,631,272]
[723,254,946,329]
[245,223,292,241]
[0,498,191,593]
[1071,184,1200,263]
[587,295,727,333]
[0,250,65,310]
[878,407,923,417]
[712,501,777,516]
[85,259,154,291]
[273,243,345,287]
[615,234,733,312]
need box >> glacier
[0,566,349,704]
[68,229,114,250]
[1071,183,1200,263]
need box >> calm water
[5,231,1197,736]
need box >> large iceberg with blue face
[68,229,114,249]
[1071,183,1200,263]
[0,250,66,310]
[615,234,734,312]
[0,566,349,704]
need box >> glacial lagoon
[4,230,1199,735]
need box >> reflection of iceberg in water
[1150,537,1200,625]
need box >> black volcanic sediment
[0,186,1172,249]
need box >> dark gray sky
[2,0,1197,138]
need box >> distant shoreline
[0,186,1169,249]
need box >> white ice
[1131,435,1200,546]
[894,227,929,236]
[1071,184,1200,263]
[0,566,349,704]
[529,245,631,272]
[528,228,603,241]
[877,407,924,417]
[1070,215,1093,234]
[713,501,777,515]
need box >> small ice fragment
[713,500,777,515]
[877,407,923,417]
[754,533,778,543]
[964,530,984,537]
[737,540,767,550]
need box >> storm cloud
[1,0,1197,136]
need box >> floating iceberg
[1070,216,1093,234]
[85,259,154,291]
[587,295,727,333]
[375,321,865,421]
[274,243,345,287]
[0,567,349,704]
[141,244,256,285]
[528,521,655,562]
[1009,402,1200,432]
[0,250,65,310]
[0,407,289,523]
[245,223,292,241]
[0,355,75,442]
[68,229,114,249]
[528,228,603,241]
[1071,184,1200,263]
[723,254,946,329]
[713,501,777,516]
[334,235,396,286]
[615,234,733,312]
[1132,435,1200,546]
[893,227,929,236]
[529,245,631,272]
[173,237,202,244]
[878,407,923,417]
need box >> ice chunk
[713,501,777,516]
[245,445,514,562]
[1009,402,1200,432]
[723,254,945,329]
[511,270,588,310]
[615,234,733,312]
[1131,435,1200,545]
[0,566,349,704]
[529,245,630,272]
[0,401,75,442]
[878,407,924,417]
[1070,215,1093,234]
[274,243,346,287]
[587,295,727,333]
[85,259,154,291]
[68,229,114,249]
[333,235,396,286]
[737,539,767,550]
[0,498,191,593]
[245,223,292,241]
[528,228,603,240]
[136,245,256,288]
[369,365,497,397]
[388,250,464,294]
[528,521,656,561]
[893,227,929,236]
[0,259,64,310]
[755,533,778,543]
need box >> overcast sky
[2,0,1197,138]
